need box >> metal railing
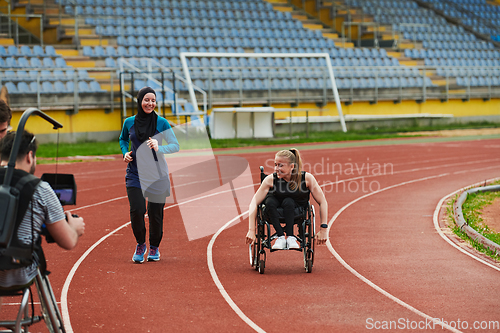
[391,23,431,49]
[117,57,207,126]
[1,65,500,114]
[0,13,43,46]
[341,21,381,47]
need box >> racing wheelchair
[0,267,66,333]
[250,167,315,274]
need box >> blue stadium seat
[16,70,29,81]
[20,45,33,57]
[93,46,106,58]
[54,80,68,93]
[40,81,54,94]
[53,70,66,81]
[104,57,116,67]
[27,80,37,93]
[241,79,254,90]
[5,57,18,68]
[42,57,55,68]
[170,57,181,67]
[89,81,105,92]
[17,81,31,93]
[7,45,19,56]
[55,58,68,68]
[82,46,94,57]
[40,70,53,81]
[4,70,16,81]
[78,80,91,93]
[253,79,266,90]
[17,57,30,68]
[45,45,57,57]
[4,81,19,94]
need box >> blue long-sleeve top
[119,115,179,193]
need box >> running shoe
[147,246,161,261]
[272,236,287,250]
[132,243,147,263]
[287,236,300,249]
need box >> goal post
[179,52,347,133]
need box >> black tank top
[270,171,310,207]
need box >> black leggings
[264,196,297,237]
[127,187,166,247]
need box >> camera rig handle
[2,108,63,187]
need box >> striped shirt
[0,181,65,288]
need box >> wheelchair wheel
[250,241,261,271]
[303,206,315,273]
[253,208,268,274]
[255,224,266,274]
[35,271,65,333]
[304,249,313,273]
[258,259,265,274]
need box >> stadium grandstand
[0,0,499,142]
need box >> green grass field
[461,184,500,246]
[447,180,500,261]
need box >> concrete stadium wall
[11,98,500,143]
[11,108,122,144]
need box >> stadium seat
[45,45,57,57]
[40,81,54,94]
[4,81,18,94]
[82,46,94,57]
[78,81,91,93]
[16,70,29,81]
[17,81,31,93]
[17,57,30,68]
[20,45,33,57]
[89,81,104,92]
[55,58,68,68]
[53,70,66,81]
[94,46,106,57]
[54,80,68,93]
[7,45,19,56]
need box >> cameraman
[0,100,12,140]
[0,131,84,291]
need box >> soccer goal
[179,52,347,133]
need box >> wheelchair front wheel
[249,242,259,271]
[258,258,265,274]
[35,271,65,333]
[304,249,313,273]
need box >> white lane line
[207,211,266,333]
[326,173,463,333]
[61,222,131,333]
[204,163,500,333]
[433,178,500,272]
[60,184,256,332]
[69,196,128,213]
[60,158,500,332]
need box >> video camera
[41,173,77,206]
[40,173,78,243]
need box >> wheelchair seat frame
[249,167,316,274]
[0,268,66,333]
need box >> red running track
[2,136,500,332]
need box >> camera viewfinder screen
[54,189,73,204]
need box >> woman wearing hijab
[119,87,179,263]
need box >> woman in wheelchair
[245,148,328,250]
